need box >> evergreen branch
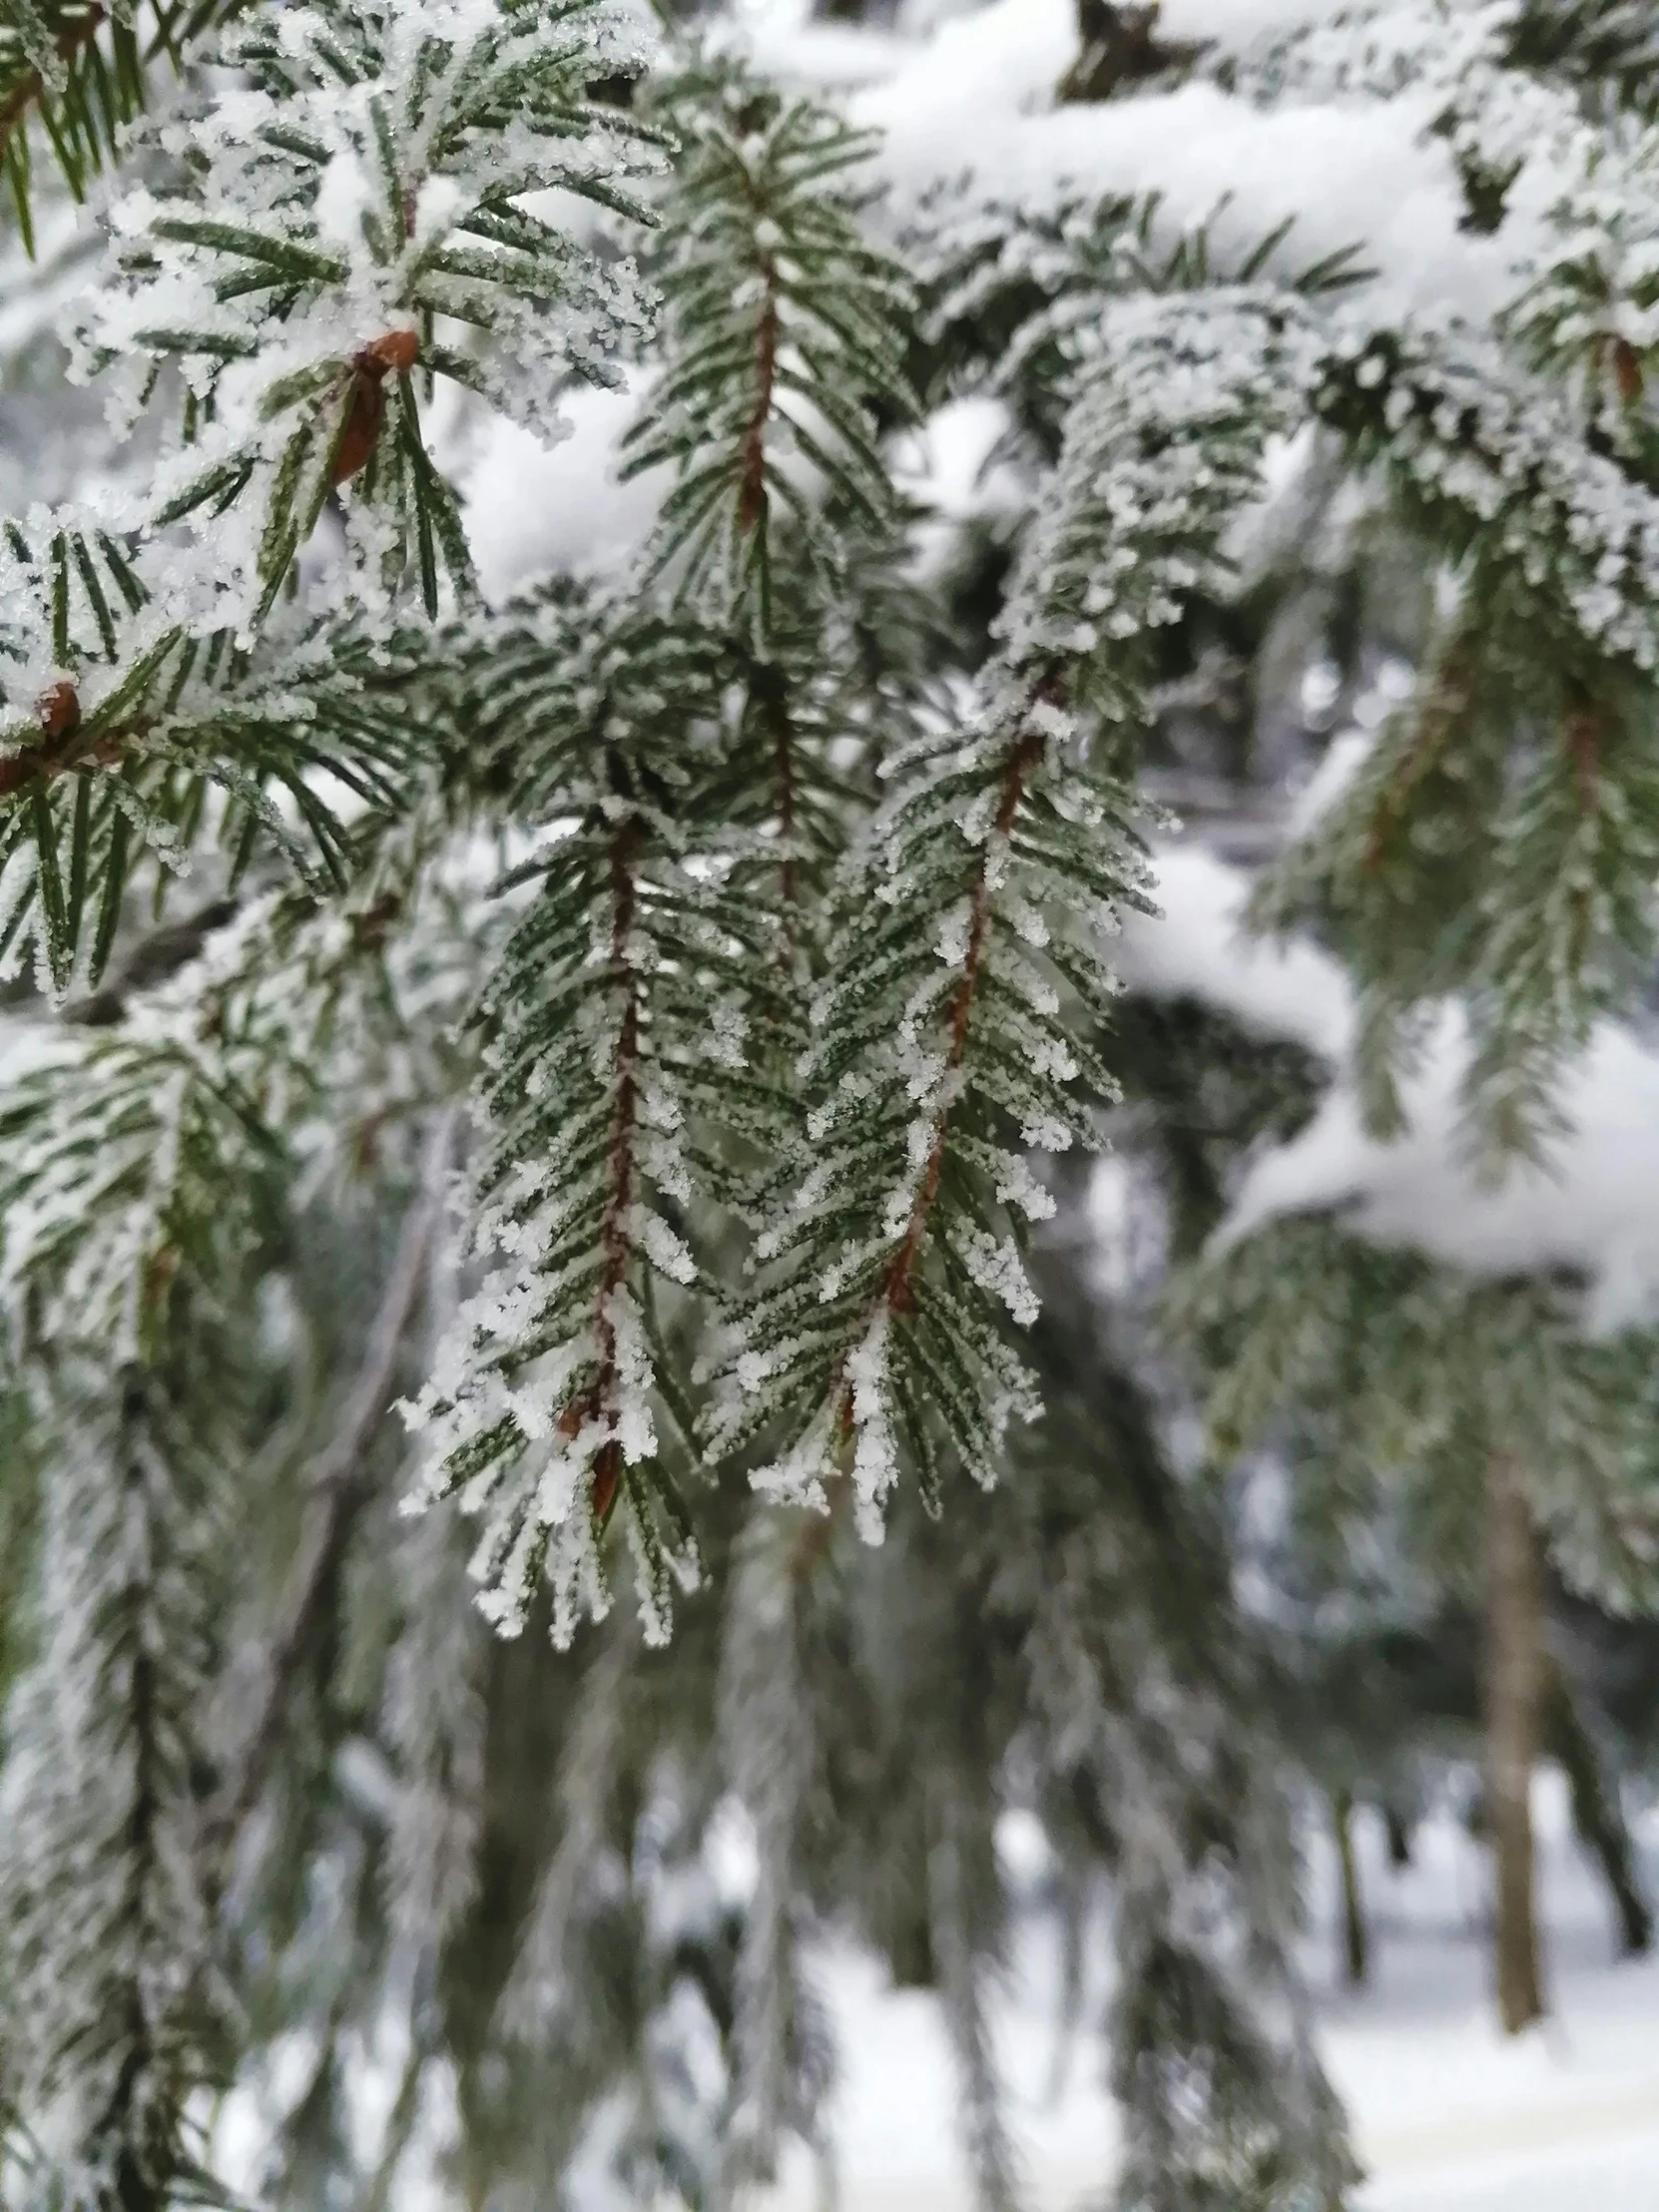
[76,0,665,619]
[402,597,754,1645]
[625,64,915,957]
[204,1105,457,1875]
[0,518,437,990]
[559,812,644,1536]
[711,292,1308,1528]
[873,722,1044,1332]
[0,1,105,164]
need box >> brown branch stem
[556,816,643,1528]
[0,700,127,801]
[737,253,780,540]
[875,727,1045,1328]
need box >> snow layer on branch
[457,379,666,601]
[1228,1013,1659,1333]
[1117,846,1353,1061]
[717,0,909,86]
[1130,847,1659,1328]
[847,0,1512,324]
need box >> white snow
[845,0,1514,325]
[719,0,910,87]
[756,1776,1659,2211]
[456,378,666,602]
[1119,844,1659,1329]
[1227,1013,1659,1331]
[893,395,1025,578]
[1118,844,1354,1061]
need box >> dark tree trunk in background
[1485,1456,1546,2033]
[1545,1654,1654,1958]
[1333,1789,1368,1985]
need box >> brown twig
[555,815,644,1527]
[737,252,780,540]
[877,726,1045,1324]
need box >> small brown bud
[362,326,420,377]
[329,328,422,488]
[351,891,403,951]
[38,680,80,744]
[330,372,385,488]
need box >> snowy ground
[761,1773,1659,2210]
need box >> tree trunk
[1484,1454,1546,2032]
[1333,1788,1368,1985]
[1544,1654,1653,1958]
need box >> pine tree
[3,1,1659,2205]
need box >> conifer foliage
[4,2,1659,2207]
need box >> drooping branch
[204,1106,458,1884]
[732,213,802,930]
[875,725,1045,1328]
[584,816,645,1527]
[737,241,782,543]
[91,1373,173,2211]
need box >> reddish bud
[362,326,420,376]
[38,680,80,743]
[330,371,386,487]
[329,329,422,487]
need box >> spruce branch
[402,596,763,1645]
[204,1104,457,1879]
[709,293,1310,1532]
[0,516,435,993]
[625,63,915,953]
[0,3,248,246]
[878,725,1044,1330]
[0,1369,234,2212]
[78,0,666,620]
